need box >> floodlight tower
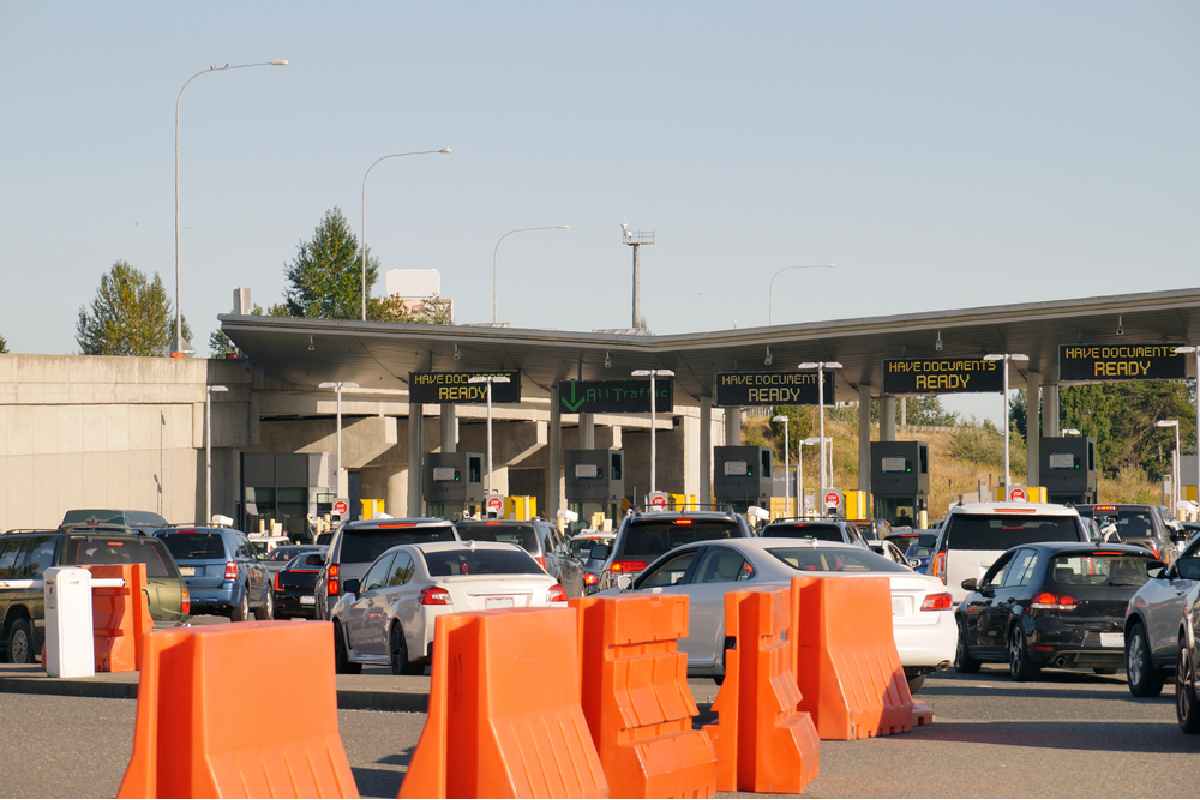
[622,223,655,331]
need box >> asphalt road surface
[1,667,1195,798]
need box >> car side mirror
[907,558,921,569]
[979,585,995,598]
[960,577,978,591]
[342,578,360,596]
[1176,558,1200,581]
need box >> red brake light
[993,507,1037,514]
[180,586,190,616]
[920,592,953,611]
[327,563,340,596]
[610,559,649,574]
[223,561,238,581]
[548,583,568,602]
[583,572,599,586]
[273,572,282,592]
[1059,594,1077,609]
[1095,504,1117,512]
[420,586,452,606]
[1150,543,1161,559]
[674,519,693,526]
[379,522,417,529]
[931,552,946,583]
[1032,592,1077,610]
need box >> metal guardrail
[0,577,126,591]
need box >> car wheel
[954,621,981,674]
[906,673,927,693]
[254,588,274,620]
[1009,625,1039,682]
[389,624,423,675]
[231,588,250,622]
[333,621,361,675]
[6,617,34,664]
[1126,623,1164,698]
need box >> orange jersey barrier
[790,576,931,739]
[400,607,607,798]
[117,621,357,798]
[705,588,819,794]
[83,563,152,673]
[573,594,717,799]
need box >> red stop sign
[1009,486,1028,503]
[486,495,504,514]
[333,500,348,516]
[824,491,841,508]
[649,492,669,510]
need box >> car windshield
[455,523,539,553]
[67,537,177,578]
[760,522,846,542]
[619,519,741,559]
[158,532,225,560]
[286,552,325,570]
[269,547,305,561]
[945,514,1083,550]
[905,533,940,560]
[340,527,455,564]
[1048,552,1154,589]
[423,548,541,577]
[767,547,909,573]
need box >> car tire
[333,621,361,675]
[1009,625,1039,682]
[1125,623,1164,698]
[254,588,274,620]
[389,624,423,676]
[231,588,250,622]
[954,621,981,674]
[906,673,927,693]
[6,616,34,664]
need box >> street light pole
[318,381,361,498]
[205,385,229,523]
[359,147,452,321]
[1156,419,1181,513]
[772,415,790,514]
[984,353,1030,496]
[797,437,821,516]
[491,226,571,325]
[174,59,287,353]
[767,265,835,326]
[632,369,675,497]
[468,375,512,497]
[1177,346,1200,503]
[798,361,842,508]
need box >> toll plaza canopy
[221,287,1200,400]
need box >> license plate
[1100,632,1123,649]
[891,598,908,616]
[300,595,315,605]
[485,596,514,609]
[179,566,195,577]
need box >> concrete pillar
[724,406,743,445]
[880,397,897,441]
[899,396,907,429]
[440,404,458,452]
[406,403,423,515]
[858,386,872,492]
[1027,372,1042,487]
[580,412,595,449]
[1044,383,1061,438]
[546,388,562,520]
[386,468,407,517]
[699,397,712,505]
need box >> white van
[933,502,1090,601]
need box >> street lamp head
[1062,427,1081,436]
[825,361,843,370]
[1175,346,1198,354]
[983,354,1004,362]
[269,59,289,66]
[556,225,572,230]
[772,415,788,423]
[208,385,229,393]
[797,361,819,370]
[1155,420,1179,428]
[1011,354,1030,362]
[800,437,822,446]
[631,369,674,378]
[468,375,510,385]
[437,146,453,154]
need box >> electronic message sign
[714,371,835,406]
[557,379,673,414]
[408,371,522,404]
[1058,344,1187,382]
[882,357,1003,394]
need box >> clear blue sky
[2,2,1197,421]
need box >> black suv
[596,510,754,591]
[759,518,868,547]
[1076,504,1174,562]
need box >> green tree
[764,406,815,462]
[1010,390,1027,438]
[0,334,7,353]
[368,294,453,324]
[906,396,958,427]
[76,261,191,356]
[208,304,288,357]
[284,208,378,319]
[1061,382,1194,479]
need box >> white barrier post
[43,567,95,679]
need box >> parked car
[329,541,567,674]
[934,502,1090,601]
[759,518,868,547]
[1124,535,1200,696]
[569,531,616,594]
[272,549,328,619]
[594,510,754,592]
[61,509,168,536]
[0,526,189,662]
[456,519,584,597]
[1076,504,1174,563]
[610,537,955,690]
[1176,548,1200,732]
[314,517,459,620]
[260,544,324,577]
[886,530,922,555]
[904,531,942,575]
[155,527,272,621]
[956,542,1157,680]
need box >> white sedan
[330,541,568,674]
[610,537,956,690]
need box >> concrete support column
[724,406,743,445]
[386,469,407,517]
[699,397,712,505]
[547,387,562,520]
[440,404,458,452]
[1027,372,1042,487]
[858,386,872,492]
[1043,383,1061,438]
[880,396,897,441]
[580,413,595,449]
[406,403,423,515]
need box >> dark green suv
[0,526,190,663]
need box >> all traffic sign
[824,490,841,509]
[485,495,505,515]
[333,499,348,516]
[1009,486,1028,503]
[648,492,669,511]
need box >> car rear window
[455,523,539,553]
[1047,552,1154,590]
[340,527,455,564]
[760,522,846,542]
[66,537,178,578]
[767,547,908,573]
[945,514,1084,551]
[618,519,741,559]
[423,548,541,577]
[1082,509,1155,540]
[905,534,940,559]
[63,509,125,525]
[159,533,226,560]
[570,538,605,558]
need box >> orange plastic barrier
[117,621,357,798]
[400,607,607,798]
[790,576,932,739]
[572,594,717,798]
[704,589,819,794]
[83,563,153,673]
